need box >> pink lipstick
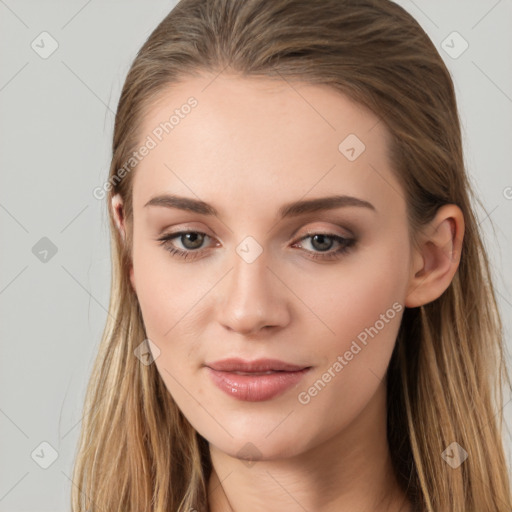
[205,358,311,402]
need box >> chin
[207,424,312,463]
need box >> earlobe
[405,204,464,308]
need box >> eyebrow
[144,194,376,218]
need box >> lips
[204,358,311,402]
[205,358,308,372]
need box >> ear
[111,193,126,241]
[405,204,464,308]
[111,193,136,292]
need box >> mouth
[204,358,312,402]
[228,370,288,376]
[205,357,309,373]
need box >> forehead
[131,73,404,220]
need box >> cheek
[131,238,214,393]
[131,247,203,404]
[131,238,198,338]
[292,236,409,351]
[292,237,408,424]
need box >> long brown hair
[72,1,512,510]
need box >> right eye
[156,231,216,260]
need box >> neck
[207,381,412,512]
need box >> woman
[72,0,512,510]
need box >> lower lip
[205,367,311,402]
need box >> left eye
[291,233,355,261]
[156,231,355,261]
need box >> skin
[111,73,464,512]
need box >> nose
[216,249,291,336]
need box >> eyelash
[156,230,356,262]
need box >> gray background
[0,0,511,510]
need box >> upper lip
[205,358,309,372]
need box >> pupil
[312,234,332,251]
[183,233,203,249]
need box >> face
[125,74,413,460]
